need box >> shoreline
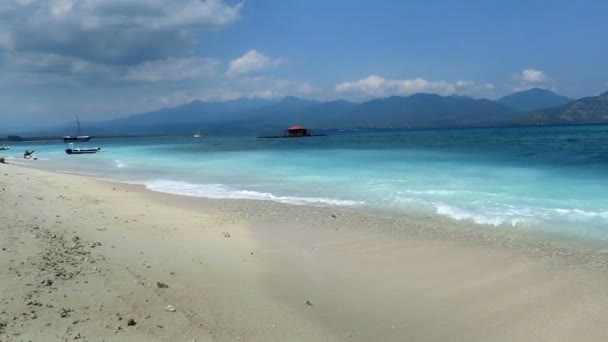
[3,165,608,340]
[15,161,608,271]
[8,154,608,246]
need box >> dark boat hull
[65,147,101,155]
[63,136,92,143]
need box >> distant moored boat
[63,115,93,142]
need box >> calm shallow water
[6,125,608,240]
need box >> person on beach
[0,157,7,164]
[24,150,35,159]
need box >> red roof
[287,125,307,130]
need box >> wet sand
[2,165,608,341]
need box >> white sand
[2,165,608,341]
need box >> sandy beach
[3,165,608,341]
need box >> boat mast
[76,115,82,136]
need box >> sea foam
[144,180,363,207]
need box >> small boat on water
[193,131,202,138]
[63,136,92,143]
[0,144,10,151]
[65,143,101,155]
[63,115,93,143]
[259,125,327,139]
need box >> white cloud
[455,80,475,88]
[226,50,284,77]
[336,75,498,99]
[336,75,457,97]
[125,58,219,82]
[0,32,13,50]
[156,77,318,107]
[521,69,547,83]
[336,75,386,95]
[0,0,243,86]
[2,52,118,85]
[0,0,243,64]
[0,0,243,85]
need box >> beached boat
[65,143,101,155]
[259,125,327,139]
[63,115,93,142]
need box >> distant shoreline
[5,121,608,142]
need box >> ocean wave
[433,202,608,227]
[553,208,608,219]
[114,160,127,168]
[400,189,467,196]
[144,180,363,207]
[434,203,527,226]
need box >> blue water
[6,125,608,240]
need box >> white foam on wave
[434,202,608,228]
[114,160,126,168]
[401,189,465,196]
[553,208,608,219]
[144,180,363,207]
[434,203,527,226]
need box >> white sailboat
[63,115,92,142]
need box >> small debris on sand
[305,300,313,306]
[59,307,72,318]
[127,318,136,326]
[165,305,176,312]
[156,282,169,289]
[222,232,231,238]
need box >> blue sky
[0,0,607,127]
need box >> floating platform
[258,134,327,139]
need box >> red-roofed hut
[285,125,310,137]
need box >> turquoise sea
[6,125,608,240]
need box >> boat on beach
[63,115,93,143]
[259,125,327,139]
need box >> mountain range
[496,87,573,112]
[59,88,608,135]
[521,91,608,125]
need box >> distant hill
[331,94,518,129]
[82,94,520,134]
[520,91,608,125]
[83,98,276,134]
[497,88,573,112]
[239,97,358,131]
